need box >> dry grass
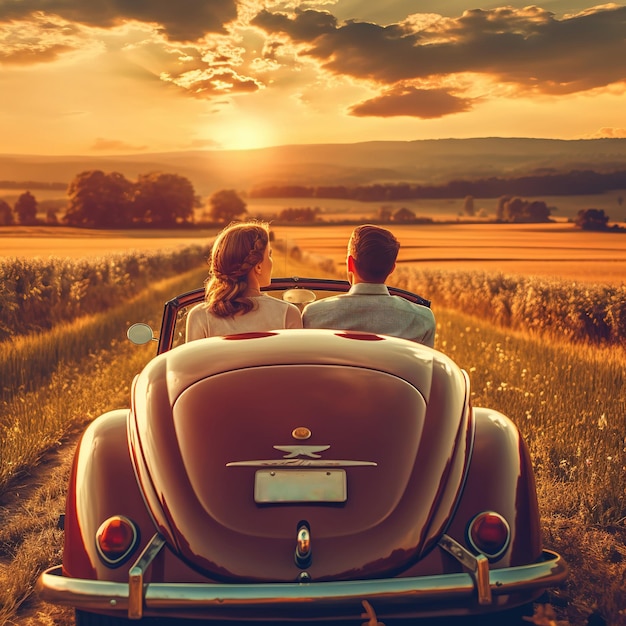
[0,226,219,259]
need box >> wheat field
[3,223,624,285]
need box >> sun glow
[217,117,276,150]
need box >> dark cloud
[349,85,474,118]
[251,9,337,41]
[0,0,238,41]
[254,5,626,95]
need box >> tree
[45,207,59,225]
[64,170,133,228]
[500,197,553,223]
[14,191,38,225]
[133,172,196,227]
[392,207,416,222]
[574,208,609,231]
[463,195,475,217]
[0,199,14,225]
[377,205,393,223]
[209,189,247,223]
[496,195,512,221]
[525,200,552,222]
[278,207,320,222]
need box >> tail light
[467,511,510,559]
[96,515,139,567]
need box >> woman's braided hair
[205,221,270,317]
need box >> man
[302,224,435,347]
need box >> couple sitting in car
[185,221,435,348]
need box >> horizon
[2,135,626,160]
[1,1,625,156]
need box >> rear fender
[444,407,542,567]
[63,410,156,581]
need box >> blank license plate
[254,469,347,503]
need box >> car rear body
[38,278,567,623]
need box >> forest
[249,168,626,201]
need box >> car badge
[292,426,312,440]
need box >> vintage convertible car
[38,277,567,625]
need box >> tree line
[0,170,253,228]
[1,168,623,230]
[249,169,626,201]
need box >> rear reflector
[96,515,139,567]
[468,511,510,559]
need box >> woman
[186,221,302,340]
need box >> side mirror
[127,323,156,345]
[283,288,316,306]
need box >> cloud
[349,85,474,118]
[253,5,626,95]
[0,0,239,42]
[586,127,626,139]
[0,42,73,64]
[0,14,84,65]
[251,8,337,40]
[90,138,148,152]
[161,67,264,97]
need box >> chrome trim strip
[475,555,491,605]
[128,533,166,619]
[438,534,492,604]
[226,459,377,467]
[38,550,567,618]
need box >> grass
[435,310,625,526]
[0,238,624,625]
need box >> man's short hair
[348,224,400,282]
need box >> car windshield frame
[157,276,431,354]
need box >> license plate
[254,469,347,503]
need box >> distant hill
[1,137,625,198]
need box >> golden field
[2,223,623,285]
[276,222,626,285]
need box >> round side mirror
[283,288,317,305]
[127,323,155,345]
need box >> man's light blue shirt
[302,282,435,347]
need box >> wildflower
[598,413,608,430]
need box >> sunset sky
[0,1,624,155]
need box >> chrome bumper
[37,541,567,621]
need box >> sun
[217,117,276,150]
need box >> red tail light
[96,515,139,566]
[467,511,510,559]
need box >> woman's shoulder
[188,301,210,314]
